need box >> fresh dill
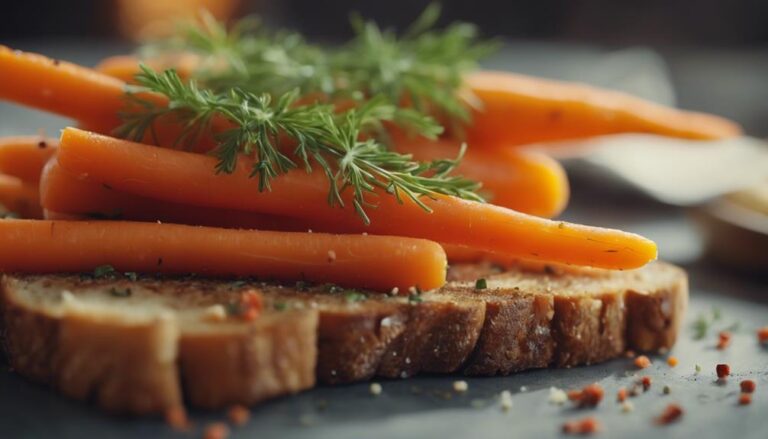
[119,4,492,223]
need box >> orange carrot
[464,71,741,147]
[95,54,197,84]
[0,136,57,184]
[392,134,569,217]
[0,174,42,218]
[40,160,311,230]
[94,55,740,145]
[57,128,657,269]
[0,219,447,291]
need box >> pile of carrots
[0,45,741,292]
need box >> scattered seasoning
[474,278,487,290]
[656,404,684,425]
[716,364,730,380]
[757,327,768,344]
[621,401,634,413]
[109,287,132,298]
[164,406,191,432]
[124,271,138,282]
[666,356,678,367]
[617,387,628,403]
[453,380,469,393]
[499,390,513,411]
[738,393,752,406]
[717,331,732,350]
[569,383,604,408]
[640,376,652,392]
[227,405,250,426]
[663,385,671,395]
[369,382,383,396]
[203,422,230,439]
[93,264,116,278]
[548,387,568,405]
[695,364,702,374]
[240,290,263,321]
[634,355,651,369]
[562,417,600,435]
[740,380,756,394]
[408,293,423,304]
[274,302,288,311]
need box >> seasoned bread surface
[0,261,687,413]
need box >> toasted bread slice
[0,261,687,413]
[0,276,319,413]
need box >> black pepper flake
[37,140,47,149]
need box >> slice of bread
[0,261,687,414]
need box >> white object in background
[575,134,768,206]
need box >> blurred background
[1,0,767,272]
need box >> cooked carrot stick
[96,54,197,84]
[57,128,657,269]
[0,174,42,218]
[0,219,447,291]
[392,134,569,217]
[0,136,57,184]
[464,71,741,147]
[95,55,740,144]
[40,160,311,230]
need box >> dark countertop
[1,41,766,438]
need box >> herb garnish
[93,264,117,278]
[344,291,368,302]
[475,278,487,290]
[119,4,491,223]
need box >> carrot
[464,71,741,147]
[0,136,57,184]
[96,54,197,84]
[40,160,311,230]
[392,134,569,217]
[94,55,740,145]
[0,174,42,218]
[0,219,447,291]
[57,128,657,269]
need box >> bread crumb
[453,380,468,393]
[621,401,634,413]
[164,406,191,432]
[548,387,568,405]
[227,405,250,426]
[634,355,651,369]
[499,390,513,411]
[203,304,227,322]
[370,382,382,396]
[203,422,229,439]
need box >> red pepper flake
[562,417,601,435]
[617,387,628,403]
[239,290,263,321]
[203,422,230,439]
[227,404,250,426]
[164,406,191,432]
[666,356,678,367]
[716,364,730,379]
[634,355,651,369]
[740,380,756,394]
[640,376,652,391]
[569,383,604,408]
[717,331,732,350]
[738,393,752,406]
[656,404,684,425]
[758,327,768,344]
